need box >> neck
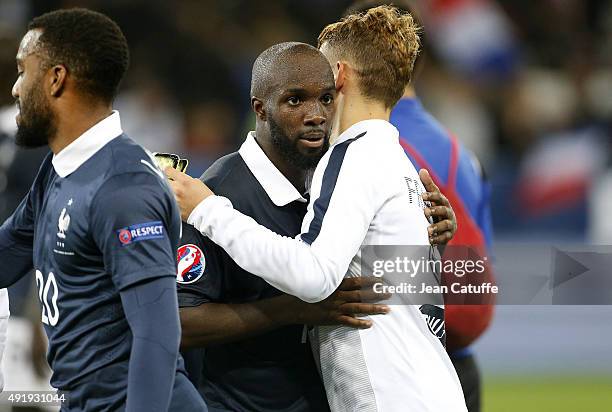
[403,85,416,99]
[253,127,308,193]
[48,101,113,155]
[336,93,391,137]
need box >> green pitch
[483,376,612,412]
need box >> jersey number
[35,270,60,326]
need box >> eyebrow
[283,86,335,94]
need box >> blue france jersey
[0,132,182,403]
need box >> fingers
[335,287,391,303]
[164,166,191,183]
[338,276,382,291]
[419,168,438,193]
[422,191,450,207]
[430,231,453,245]
[339,303,389,315]
[428,218,454,236]
[167,178,180,195]
[336,315,373,329]
[164,166,180,181]
[424,205,453,219]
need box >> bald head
[250,42,333,100]
[249,42,337,176]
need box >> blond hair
[318,5,420,108]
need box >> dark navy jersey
[177,137,329,412]
[0,133,189,409]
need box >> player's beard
[15,84,56,148]
[269,117,329,171]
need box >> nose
[12,78,19,100]
[304,102,326,126]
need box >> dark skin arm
[180,277,388,349]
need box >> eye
[287,96,301,106]
[321,94,334,105]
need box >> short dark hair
[28,8,130,103]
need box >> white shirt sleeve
[188,142,383,302]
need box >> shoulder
[341,126,393,165]
[200,151,250,192]
[100,134,163,178]
[392,104,452,153]
[95,135,170,189]
[91,136,174,208]
[458,146,486,181]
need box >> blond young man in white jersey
[166,6,466,411]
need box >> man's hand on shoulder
[289,277,390,329]
[164,167,215,221]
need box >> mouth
[15,102,20,124]
[299,132,326,148]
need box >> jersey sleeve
[0,194,35,288]
[0,153,53,288]
[188,140,383,303]
[176,223,225,307]
[90,172,180,291]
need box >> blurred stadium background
[0,0,611,411]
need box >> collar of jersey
[332,119,399,146]
[239,132,308,207]
[52,111,123,178]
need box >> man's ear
[49,64,67,97]
[252,97,266,121]
[335,62,346,93]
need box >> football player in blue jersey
[0,8,206,412]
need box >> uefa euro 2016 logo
[176,244,205,284]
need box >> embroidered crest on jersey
[57,207,71,239]
[176,244,205,284]
[117,221,164,245]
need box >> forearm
[180,295,298,348]
[120,276,180,412]
[188,196,343,302]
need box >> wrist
[186,194,216,225]
[273,294,305,325]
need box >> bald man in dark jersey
[174,42,457,412]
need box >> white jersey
[0,289,8,392]
[189,119,467,411]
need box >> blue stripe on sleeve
[301,132,366,245]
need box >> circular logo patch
[176,244,205,284]
[118,229,132,245]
